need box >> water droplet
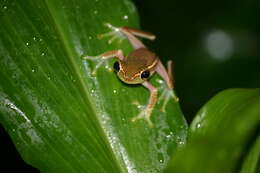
[33,36,37,41]
[157,153,164,164]
[166,134,171,138]
[31,69,35,73]
[196,123,201,128]
[105,64,110,69]
[179,141,185,145]
[41,52,45,56]
[157,79,164,84]
[88,36,92,40]
[166,131,174,140]
[113,89,117,94]
[39,38,43,42]
[26,42,30,46]
[176,136,185,146]
[91,89,95,93]
[123,15,128,20]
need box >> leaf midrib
[43,1,126,172]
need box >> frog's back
[121,48,158,77]
[127,48,157,66]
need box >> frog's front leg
[82,50,125,75]
[132,81,158,127]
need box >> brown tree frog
[83,23,178,126]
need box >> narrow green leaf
[165,89,260,173]
[240,135,260,173]
[0,0,187,172]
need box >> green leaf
[0,0,187,172]
[240,135,260,173]
[165,89,260,173]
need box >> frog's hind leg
[100,23,156,49]
[121,27,156,40]
[156,60,179,112]
[156,60,173,89]
[120,27,156,49]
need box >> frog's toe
[82,55,98,60]
[159,88,179,112]
[98,23,126,44]
[131,107,154,127]
[132,101,145,109]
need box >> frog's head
[113,59,157,84]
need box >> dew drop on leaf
[178,141,185,145]
[157,152,164,164]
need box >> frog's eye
[113,61,120,72]
[141,70,150,79]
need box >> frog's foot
[157,79,179,112]
[98,23,125,44]
[131,101,154,127]
[158,88,179,112]
[82,55,112,75]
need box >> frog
[83,23,178,127]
